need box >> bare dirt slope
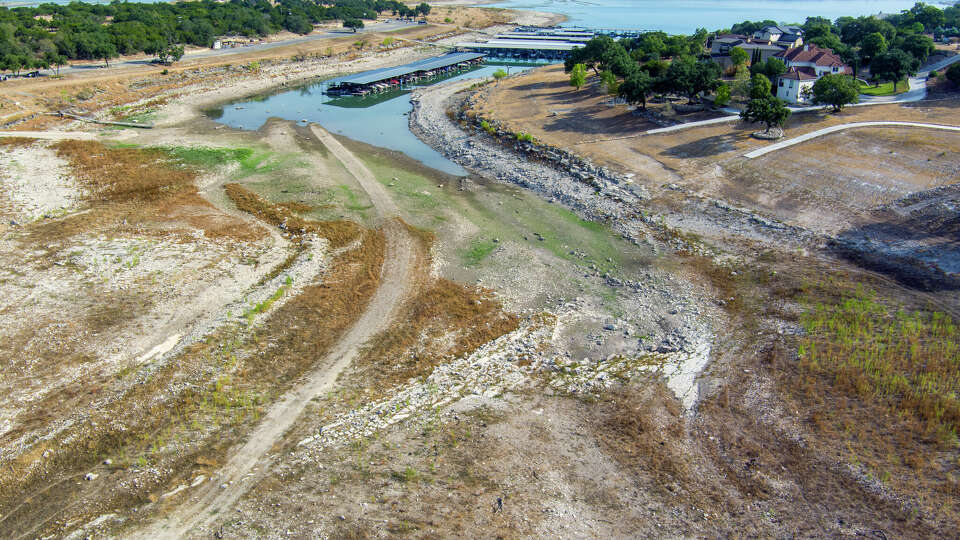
[135,122,416,540]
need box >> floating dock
[325,52,486,96]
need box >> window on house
[779,80,784,87]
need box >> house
[709,34,751,56]
[773,44,853,103]
[709,34,785,70]
[775,68,818,103]
[753,25,804,48]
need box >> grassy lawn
[858,79,909,96]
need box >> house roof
[735,42,785,52]
[761,25,803,36]
[775,44,847,68]
[780,67,819,80]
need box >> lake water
[490,0,921,34]
[208,65,530,176]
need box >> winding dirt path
[132,124,414,539]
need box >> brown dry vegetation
[425,6,514,28]
[226,183,360,247]
[0,183,388,538]
[19,140,261,259]
[691,250,960,535]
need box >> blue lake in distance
[489,0,921,34]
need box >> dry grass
[225,183,360,247]
[426,7,513,28]
[0,225,386,537]
[0,169,387,536]
[17,140,261,256]
[278,201,314,214]
[351,278,519,393]
[0,137,39,148]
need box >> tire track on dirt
[132,124,414,539]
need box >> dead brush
[18,140,261,254]
[225,183,360,248]
[0,137,38,148]
[351,278,520,394]
[0,222,384,533]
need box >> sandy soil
[0,144,78,224]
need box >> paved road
[55,21,419,76]
[743,121,960,159]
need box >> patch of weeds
[798,286,960,436]
[337,184,373,211]
[459,237,497,266]
[243,276,293,324]
[160,146,255,170]
[391,466,419,483]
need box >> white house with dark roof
[776,68,818,103]
[773,44,853,103]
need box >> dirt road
[131,122,413,539]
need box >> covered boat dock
[325,52,486,96]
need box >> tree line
[0,0,428,74]
[562,2,957,133]
[731,2,953,88]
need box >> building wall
[776,77,814,104]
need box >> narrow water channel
[205,63,534,176]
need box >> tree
[871,49,919,91]
[492,68,508,85]
[599,70,619,95]
[729,46,749,67]
[344,18,364,32]
[91,39,116,67]
[569,63,586,90]
[898,33,935,64]
[749,73,772,100]
[947,62,960,88]
[415,3,431,16]
[860,32,887,65]
[714,83,731,107]
[911,2,946,31]
[740,94,791,132]
[618,69,654,109]
[749,57,786,86]
[665,55,721,102]
[811,73,860,112]
[731,65,751,98]
[565,35,620,75]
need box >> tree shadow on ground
[665,132,744,158]
[538,109,652,136]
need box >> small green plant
[479,120,495,134]
[515,132,534,143]
[247,61,260,72]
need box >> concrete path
[743,121,960,159]
[132,125,414,540]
